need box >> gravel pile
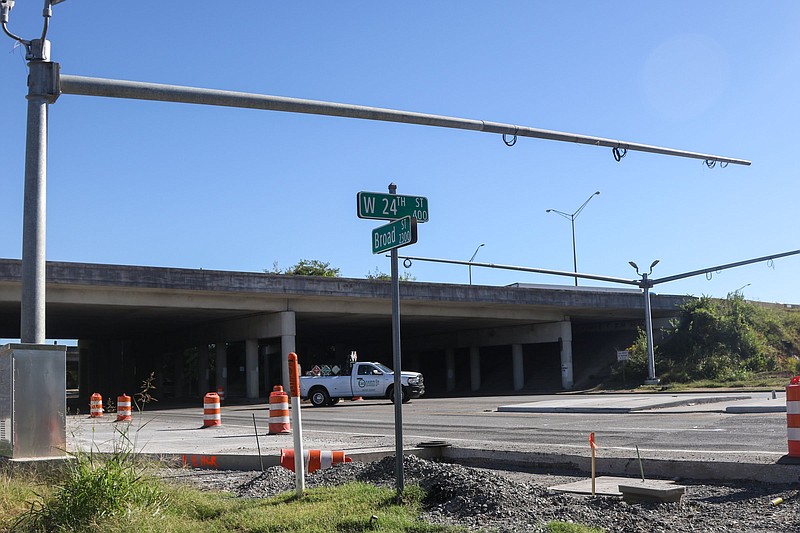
[161,455,800,532]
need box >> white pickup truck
[300,361,424,407]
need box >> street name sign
[357,191,429,223]
[372,216,418,254]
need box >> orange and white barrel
[203,392,221,427]
[116,393,132,422]
[269,385,291,434]
[280,448,351,473]
[787,376,800,457]
[90,393,103,418]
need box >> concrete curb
[441,447,800,485]
[497,395,751,414]
[108,445,800,485]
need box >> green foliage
[627,293,800,385]
[366,267,416,281]
[4,476,460,532]
[11,450,168,532]
[610,329,653,385]
[267,259,341,277]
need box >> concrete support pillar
[469,346,480,392]
[559,320,574,390]
[445,348,456,392]
[512,344,524,391]
[173,349,185,398]
[280,311,296,391]
[245,338,259,399]
[215,341,227,397]
[198,343,209,395]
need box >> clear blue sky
[2,1,798,305]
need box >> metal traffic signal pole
[5,3,749,348]
[399,248,800,385]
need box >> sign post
[357,184,428,499]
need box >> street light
[468,243,484,285]
[735,283,751,295]
[629,259,660,385]
[546,191,600,286]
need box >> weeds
[10,449,168,532]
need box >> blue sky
[1,1,798,306]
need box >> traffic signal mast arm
[58,74,750,167]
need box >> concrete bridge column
[245,338,259,399]
[280,311,296,391]
[559,320,574,390]
[470,346,480,392]
[173,349,185,398]
[512,344,524,391]
[198,343,209,395]
[445,348,456,392]
[215,341,227,398]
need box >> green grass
[2,463,463,533]
[2,453,607,532]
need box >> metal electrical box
[0,343,67,459]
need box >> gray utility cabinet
[0,344,67,459]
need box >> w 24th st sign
[357,190,427,253]
[357,192,429,223]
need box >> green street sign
[372,216,418,254]
[357,191,429,223]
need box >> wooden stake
[589,432,597,496]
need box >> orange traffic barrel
[280,448,351,473]
[269,385,291,434]
[787,376,800,457]
[90,393,103,418]
[203,392,221,427]
[116,393,132,422]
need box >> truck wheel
[310,387,330,407]
[387,386,407,404]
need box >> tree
[266,259,340,277]
[365,267,415,281]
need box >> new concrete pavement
[61,392,800,484]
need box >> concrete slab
[725,394,787,413]
[618,482,685,503]
[497,394,750,414]
[549,475,677,496]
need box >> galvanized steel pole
[641,274,658,384]
[389,182,405,497]
[58,75,752,167]
[21,46,59,344]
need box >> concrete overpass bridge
[0,259,688,405]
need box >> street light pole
[546,191,600,286]
[468,243,484,285]
[629,260,660,385]
[3,0,63,344]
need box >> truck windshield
[374,363,393,374]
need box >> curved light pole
[468,243,485,285]
[546,191,600,286]
[629,259,660,385]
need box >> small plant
[134,371,158,412]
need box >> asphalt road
[104,392,787,458]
